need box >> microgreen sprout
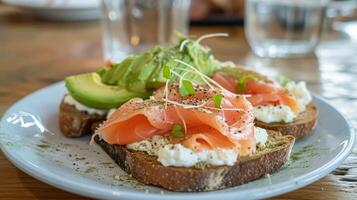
[179,39,190,52]
[174,59,241,97]
[164,80,169,109]
[196,33,229,44]
[171,124,185,139]
[165,99,208,109]
[165,99,242,111]
[179,80,196,96]
[173,106,187,133]
[179,33,229,52]
[162,64,197,97]
[160,59,245,112]
[213,94,223,108]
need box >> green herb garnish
[36,144,51,149]
[236,75,258,93]
[191,161,210,169]
[278,75,291,87]
[163,65,171,79]
[171,124,185,139]
[236,83,246,93]
[213,94,223,108]
[84,166,98,173]
[179,80,196,96]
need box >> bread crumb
[145,189,149,193]
[114,175,120,180]
[160,190,165,195]
[265,174,271,178]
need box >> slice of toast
[94,131,295,192]
[255,102,318,140]
[59,98,105,137]
[216,66,319,140]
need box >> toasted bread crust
[94,132,294,192]
[255,102,318,140]
[59,99,105,137]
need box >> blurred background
[1,0,356,85]
[0,0,356,83]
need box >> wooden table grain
[0,5,356,200]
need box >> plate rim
[0,82,355,200]
[2,0,100,10]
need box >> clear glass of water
[245,0,329,58]
[101,0,191,63]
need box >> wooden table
[0,5,356,200]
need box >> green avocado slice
[125,52,155,93]
[101,56,135,85]
[65,73,150,109]
[117,53,149,88]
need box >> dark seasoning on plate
[1,120,153,192]
[34,137,152,191]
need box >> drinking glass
[245,0,329,58]
[101,0,191,62]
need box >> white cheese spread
[158,144,238,167]
[127,127,269,167]
[127,135,238,167]
[254,127,268,146]
[63,94,107,116]
[285,81,312,106]
[253,105,296,123]
[252,80,311,123]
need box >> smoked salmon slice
[213,72,301,113]
[97,84,255,156]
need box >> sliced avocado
[65,73,150,109]
[185,42,220,76]
[96,67,110,78]
[97,38,224,92]
[126,59,158,92]
[146,49,181,88]
[101,56,135,85]
[115,52,147,88]
[101,63,120,85]
[125,52,155,93]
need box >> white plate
[0,82,355,200]
[3,0,101,20]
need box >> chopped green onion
[278,75,291,87]
[236,75,258,93]
[213,94,223,108]
[172,124,182,131]
[163,65,171,79]
[236,83,246,93]
[179,80,196,96]
[171,124,185,139]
